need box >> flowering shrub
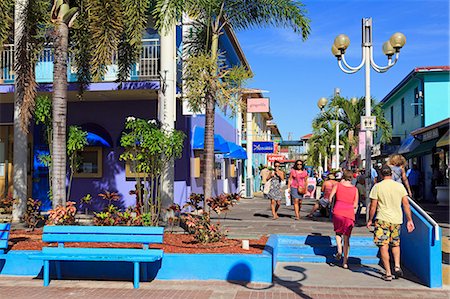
[47,201,77,225]
[0,196,14,214]
[184,213,224,244]
[93,205,153,226]
[181,193,239,243]
[183,193,204,211]
[23,198,44,230]
[206,193,240,216]
[98,190,120,206]
[120,117,185,225]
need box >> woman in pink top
[329,170,359,269]
[287,160,308,220]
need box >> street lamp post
[332,18,406,220]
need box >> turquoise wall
[380,80,422,143]
[424,73,450,126]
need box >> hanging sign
[253,141,274,153]
[247,98,270,113]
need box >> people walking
[267,161,285,220]
[387,154,413,197]
[367,164,415,281]
[287,160,308,220]
[307,173,337,218]
[407,164,421,201]
[355,175,366,224]
[329,170,359,269]
[260,165,270,192]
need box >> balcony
[0,39,160,84]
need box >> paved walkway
[214,195,377,238]
[3,194,449,298]
[0,276,448,299]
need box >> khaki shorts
[373,220,401,247]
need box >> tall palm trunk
[11,0,29,221]
[51,21,69,207]
[203,32,219,200]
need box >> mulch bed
[8,229,268,254]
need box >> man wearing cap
[367,164,415,281]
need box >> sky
[235,0,450,140]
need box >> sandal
[394,267,403,279]
[343,263,348,269]
[334,252,342,260]
[381,274,393,281]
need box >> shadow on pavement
[226,263,313,298]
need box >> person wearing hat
[307,173,337,218]
[367,164,415,281]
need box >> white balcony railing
[0,39,160,83]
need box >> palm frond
[71,0,92,97]
[16,0,50,132]
[0,0,13,47]
[117,0,151,82]
[225,0,310,40]
[87,0,123,81]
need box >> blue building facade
[0,25,249,211]
[375,66,449,203]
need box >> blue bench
[29,226,164,288]
[0,223,11,254]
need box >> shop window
[390,106,394,129]
[74,146,102,178]
[414,87,419,116]
[125,161,147,179]
[401,98,405,123]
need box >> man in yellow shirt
[367,164,415,281]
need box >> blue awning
[398,135,420,154]
[192,127,230,153]
[224,142,247,160]
[86,132,112,147]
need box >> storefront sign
[247,98,270,113]
[423,128,439,141]
[253,141,274,153]
[267,154,287,162]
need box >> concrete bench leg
[133,262,140,289]
[43,260,50,287]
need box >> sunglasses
[297,163,303,166]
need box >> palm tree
[8,0,49,220]
[312,96,392,168]
[154,0,311,199]
[50,0,151,206]
[307,122,336,169]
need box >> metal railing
[0,39,160,83]
[408,196,440,241]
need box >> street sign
[361,116,377,131]
[253,141,274,153]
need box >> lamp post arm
[370,49,400,73]
[337,59,360,74]
[341,51,366,71]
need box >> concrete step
[277,235,374,246]
[277,254,380,264]
[277,244,379,256]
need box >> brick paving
[0,277,448,299]
[4,195,449,297]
